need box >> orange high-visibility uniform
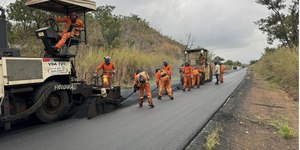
[163,65,172,78]
[134,71,153,106]
[163,65,172,85]
[183,66,193,91]
[156,71,173,97]
[191,69,200,88]
[95,62,115,88]
[54,17,84,49]
[220,64,225,82]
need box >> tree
[233,61,242,66]
[224,60,233,66]
[255,0,299,48]
[181,33,195,49]
[6,0,48,30]
[250,60,259,65]
[213,56,225,62]
[94,5,121,48]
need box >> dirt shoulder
[186,68,298,150]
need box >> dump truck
[179,48,213,86]
[0,0,125,130]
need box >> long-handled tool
[124,90,136,99]
[176,77,182,90]
[143,87,159,98]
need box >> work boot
[139,103,143,107]
[157,96,162,100]
[169,95,174,100]
[149,104,154,108]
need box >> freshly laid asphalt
[0,69,247,150]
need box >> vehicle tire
[180,76,184,85]
[200,73,205,85]
[34,82,69,123]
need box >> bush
[252,47,299,98]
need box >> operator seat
[35,27,79,58]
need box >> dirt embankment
[187,68,298,150]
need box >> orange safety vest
[55,17,84,36]
[134,71,150,85]
[191,69,200,75]
[183,66,193,76]
[220,65,225,73]
[95,62,115,76]
[163,65,172,77]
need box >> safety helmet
[136,70,142,74]
[163,61,168,67]
[155,68,160,73]
[185,62,190,66]
[104,56,110,64]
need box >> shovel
[143,87,159,99]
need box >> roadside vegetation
[203,126,223,150]
[251,47,299,100]
[76,47,182,86]
[271,119,297,139]
[252,114,296,140]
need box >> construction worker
[204,62,210,81]
[49,12,84,50]
[191,68,200,88]
[220,63,225,83]
[182,62,193,91]
[163,61,172,79]
[134,70,154,108]
[95,56,115,88]
[155,68,174,100]
[214,62,220,85]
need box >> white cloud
[3,0,281,63]
[97,0,278,63]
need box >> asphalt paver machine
[0,0,125,130]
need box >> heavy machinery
[0,0,125,130]
[179,48,213,86]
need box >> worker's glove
[93,72,98,77]
[112,70,116,75]
[134,84,139,92]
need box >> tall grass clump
[76,46,182,87]
[204,127,223,150]
[252,47,298,99]
[271,119,297,139]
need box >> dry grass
[270,119,297,139]
[76,46,183,87]
[252,47,299,100]
[204,126,223,150]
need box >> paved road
[0,69,247,150]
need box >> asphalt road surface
[0,69,247,150]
